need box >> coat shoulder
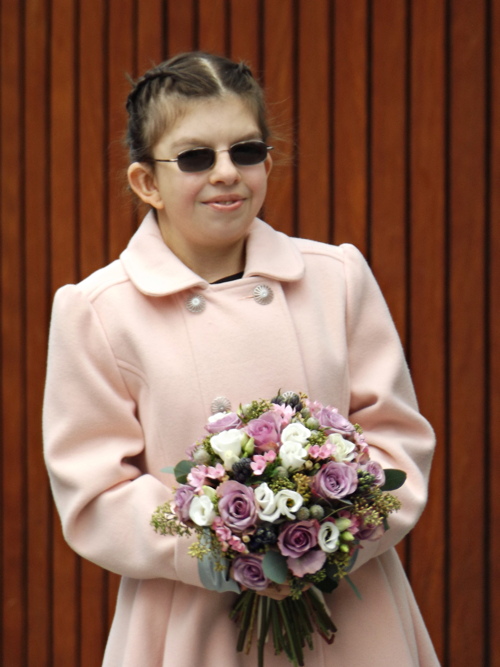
[291,237,366,267]
[58,260,131,304]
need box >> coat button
[253,284,273,305]
[186,293,206,313]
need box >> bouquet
[151,392,406,667]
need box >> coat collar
[120,211,305,296]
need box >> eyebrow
[170,131,262,152]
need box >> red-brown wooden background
[1,1,498,665]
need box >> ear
[127,162,164,209]
[264,153,273,177]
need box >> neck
[160,230,246,283]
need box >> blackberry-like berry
[232,458,253,482]
[248,523,278,552]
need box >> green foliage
[380,468,407,491]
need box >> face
[129,95,272,275]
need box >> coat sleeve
[340,244,435,572]
[43,284,202,586]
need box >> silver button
[211,396,232,414]
[253,284,273,305]
[186,293,206,313]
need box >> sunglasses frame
[152,140,273,173]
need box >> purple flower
[232,555,269,591]
[317,407,355,436]
[245,412,281,450]
[312,461,358,500]
[173,485,196,522]
[277,520,320,558]
[361,460,386,487]
[205,412,242,434]
[287,549,327,578]
[217,480,257,533]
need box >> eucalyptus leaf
[160,466,175,474]
[380,468,407,491]
[173,460,195,484]
[263,550,288,584]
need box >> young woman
[43,52,439,666]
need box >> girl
[43,52,439,666]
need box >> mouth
[202,194,246,211]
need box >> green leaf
[345,575,363,600]
[172,460,195,484]
[380,468,407,491]
[263,550,288,584]
[160,466,175,474]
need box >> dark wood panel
[297,0,331,243]
[370,0,408,341]
[448,0,487,664]
[263,0,296,237]
[488,3,500,665]
[332,0,368,252]
[24,0,52,663]
[198,0,228,53]
[407,1,447,661]
[1,3,25,666]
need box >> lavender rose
[246,412,281,450]
[232,555,270,591]
[205,412,242,434]
[173,484,196,522]
[317,407,355,436]
[217,480,257,532]
[287,549,327,578]
[361,460,386,486]
[312,461,358,500]
[277,519,320,558]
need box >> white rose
[275,489,303,519]
[222,450,240,471]
[189,494,216,526]
[318,521,340,553]
[210,429,245,460]
[279,441,308,471]
[328,433,356,462]
[281,422,311,445]
[254,483,281,522]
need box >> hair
[125,51,270,164]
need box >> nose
[208,149,241,185]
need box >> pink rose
[317,407,355,436]
[217,480,257,532]
[277,520,320,558]
[312,461,358,500]
[245,412,281,450]
[205,412,242,434]
[287,549,327,577]
[232,555,269,591]
[173,484,195,522]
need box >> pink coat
[43,212,439,666]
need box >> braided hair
[125,52,269,164]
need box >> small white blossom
[254,483,280,522]
[279,441,308,471]
[275,489,303,519]
[318,521,340,553]
[189,495,216,526]
[328,433,356,462]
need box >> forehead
[158,95,261,149]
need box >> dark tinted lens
[177,147,215,172]
[230,141,268,166]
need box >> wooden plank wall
[1,1,498,665]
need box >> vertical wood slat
[1,3,498,665]
[490,4,500,664]
[448,1,487,664]
[24,0,52,664]
[407,0,447,659]
[1,1,25,665]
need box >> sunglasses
[152,140,273,173]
